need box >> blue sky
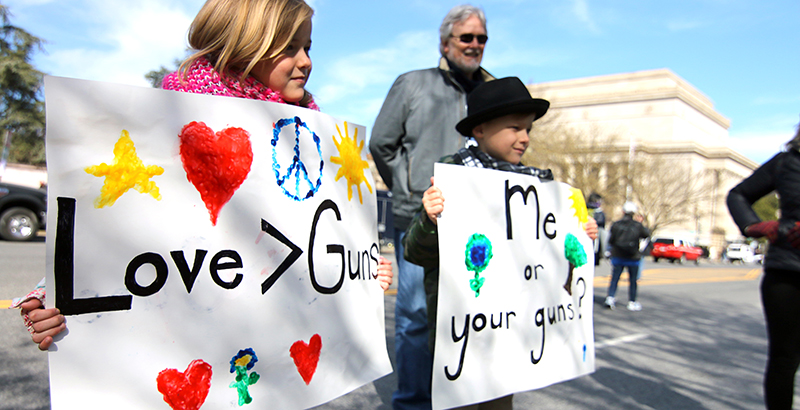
[6,0,799,165]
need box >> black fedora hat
[455,77,550,136]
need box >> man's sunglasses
[454,34,488,44]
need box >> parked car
[725,243,761,264]
[0,182,47,241]
[650,237,703,264]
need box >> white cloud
[313,30,439,128]
[39,0,194,87]
[666,19,704,31]
[5,0,54,6]
[571,0,600,34]
[752,95,800,105]
[484,45,566,73]
[728,131,792,164]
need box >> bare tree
[523,114,727,236]
[628,153,720,234]
[523,113,627,216]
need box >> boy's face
[472,112,536,164]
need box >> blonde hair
[181,0,313,81]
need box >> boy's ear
[471,124,484,140]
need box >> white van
[725,243,761,264]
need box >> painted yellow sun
[568,188,589,225]
[85,130,164,208]
[330,122,372,203]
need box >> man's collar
[438,57,494,83]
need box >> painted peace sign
[271,116,324,201]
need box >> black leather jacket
[727,149,800,272]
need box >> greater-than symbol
[260,219,303,294]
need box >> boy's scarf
[162,57,320,111]
[452,146,554,180]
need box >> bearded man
[369,5,494,410]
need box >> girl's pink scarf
[162,57,319,111]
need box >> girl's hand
[20,299,66,351]
[585,217,598,240]
[377,256,393,291]
[422,177,444,225]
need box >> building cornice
[571,140,758,171]
[528,69,731,129]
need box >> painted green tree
[0,4,46,165]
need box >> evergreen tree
[0,4,45,165]
[144,58,182,88]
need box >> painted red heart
[156,359,213,410]
[179,121,253,225]
[290,334,322,385]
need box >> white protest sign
[43,76,391,409]
[432,163,595,409]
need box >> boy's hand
[20,299,66,351]
[377,256,393,291]
[422,177,444,225]
[585,217,598,240]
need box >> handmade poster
[43,76,392,409]
[432,163,595,409]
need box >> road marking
[595,333,649,350]
[593,267,761,287]
[0,300,12,309]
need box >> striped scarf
[451,146,553,180]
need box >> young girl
[162,0,318,109]
[15,0,392,351]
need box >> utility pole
[0,129,10,181]
[626,134,635,200]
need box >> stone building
[526,69,758,254]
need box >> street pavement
[1,241,795,409]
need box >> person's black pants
[761,269,800,410]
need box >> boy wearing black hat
[403,77,597,409]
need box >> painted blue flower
[230,348,259,373]
[464,233,493,274]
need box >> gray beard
[446,51,480,76]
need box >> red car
[650,237,703,264]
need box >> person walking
[368,5,493,409]
[587,192,607,265]
[727,120,800,410]
[604,201,650,311]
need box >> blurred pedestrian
[605,201,650,311]
[587,192,606,265]
[727,119,800,410]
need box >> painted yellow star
[568,188,589,224]
[330,122,372,203]
[85,130,164,208]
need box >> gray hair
[439,4,487,55]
